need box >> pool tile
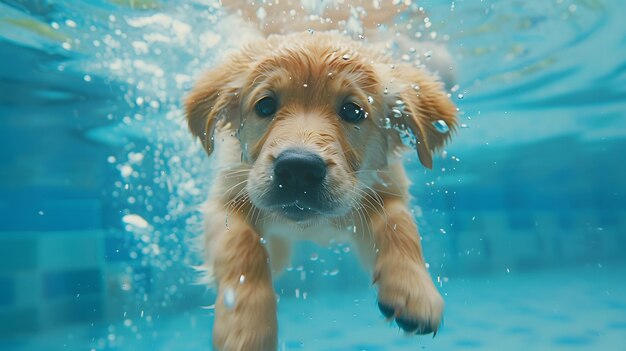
[43,269,103,299]
[454,338,484,348]
[553,335,594,346]
[42,295,104,326]
[104,234,133,262]
[0,199,103,231]
[0,307,40,335]
[0,237,38,273]
[39,231,104,270]
[0,276,15,306]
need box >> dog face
[186,33,456,222]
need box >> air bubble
[120,165,133,177]
[383,117,391,129]
[432,120,450,133]
[223,287,236,309]
[256,7,267,20]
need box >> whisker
[356,185,390,230]
[220,179,249,203]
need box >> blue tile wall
[508,212,534,231]
[43,269,103,300]
[0,238,37,273]
[45,296,104,325]
[0,199,103,231]
[598,212,619,229]
[0,276,15,306]
[65,296,104,324]
[558,214,573,230]
[0,307,39,335]
[104,235,132,262]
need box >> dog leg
[364,198,444,335]
[211,213,277,351]
[268,237,291,275]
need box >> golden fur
[185,8,456,351]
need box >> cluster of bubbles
[97,5,222,297]
[38,1,232,347]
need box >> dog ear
[185,56,250,155]
[392,65,457,169]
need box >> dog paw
[375,263,444,335]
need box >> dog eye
[255,97,277,118]
[339,102,365,123]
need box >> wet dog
[185,3,456,350]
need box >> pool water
[4,263,626,350]
[1,0,625,350]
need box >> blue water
[1,0,625,350]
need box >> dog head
[186,32,456,222]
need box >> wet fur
[186,17,456,351]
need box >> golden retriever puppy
[185,4,456,351]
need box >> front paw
[375,263,444,335]
[213,285,277,351]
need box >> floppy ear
[393,66,457,169]
[185,56,250,155]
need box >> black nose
[274,149,326,191]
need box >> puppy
[185,4,456,351]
